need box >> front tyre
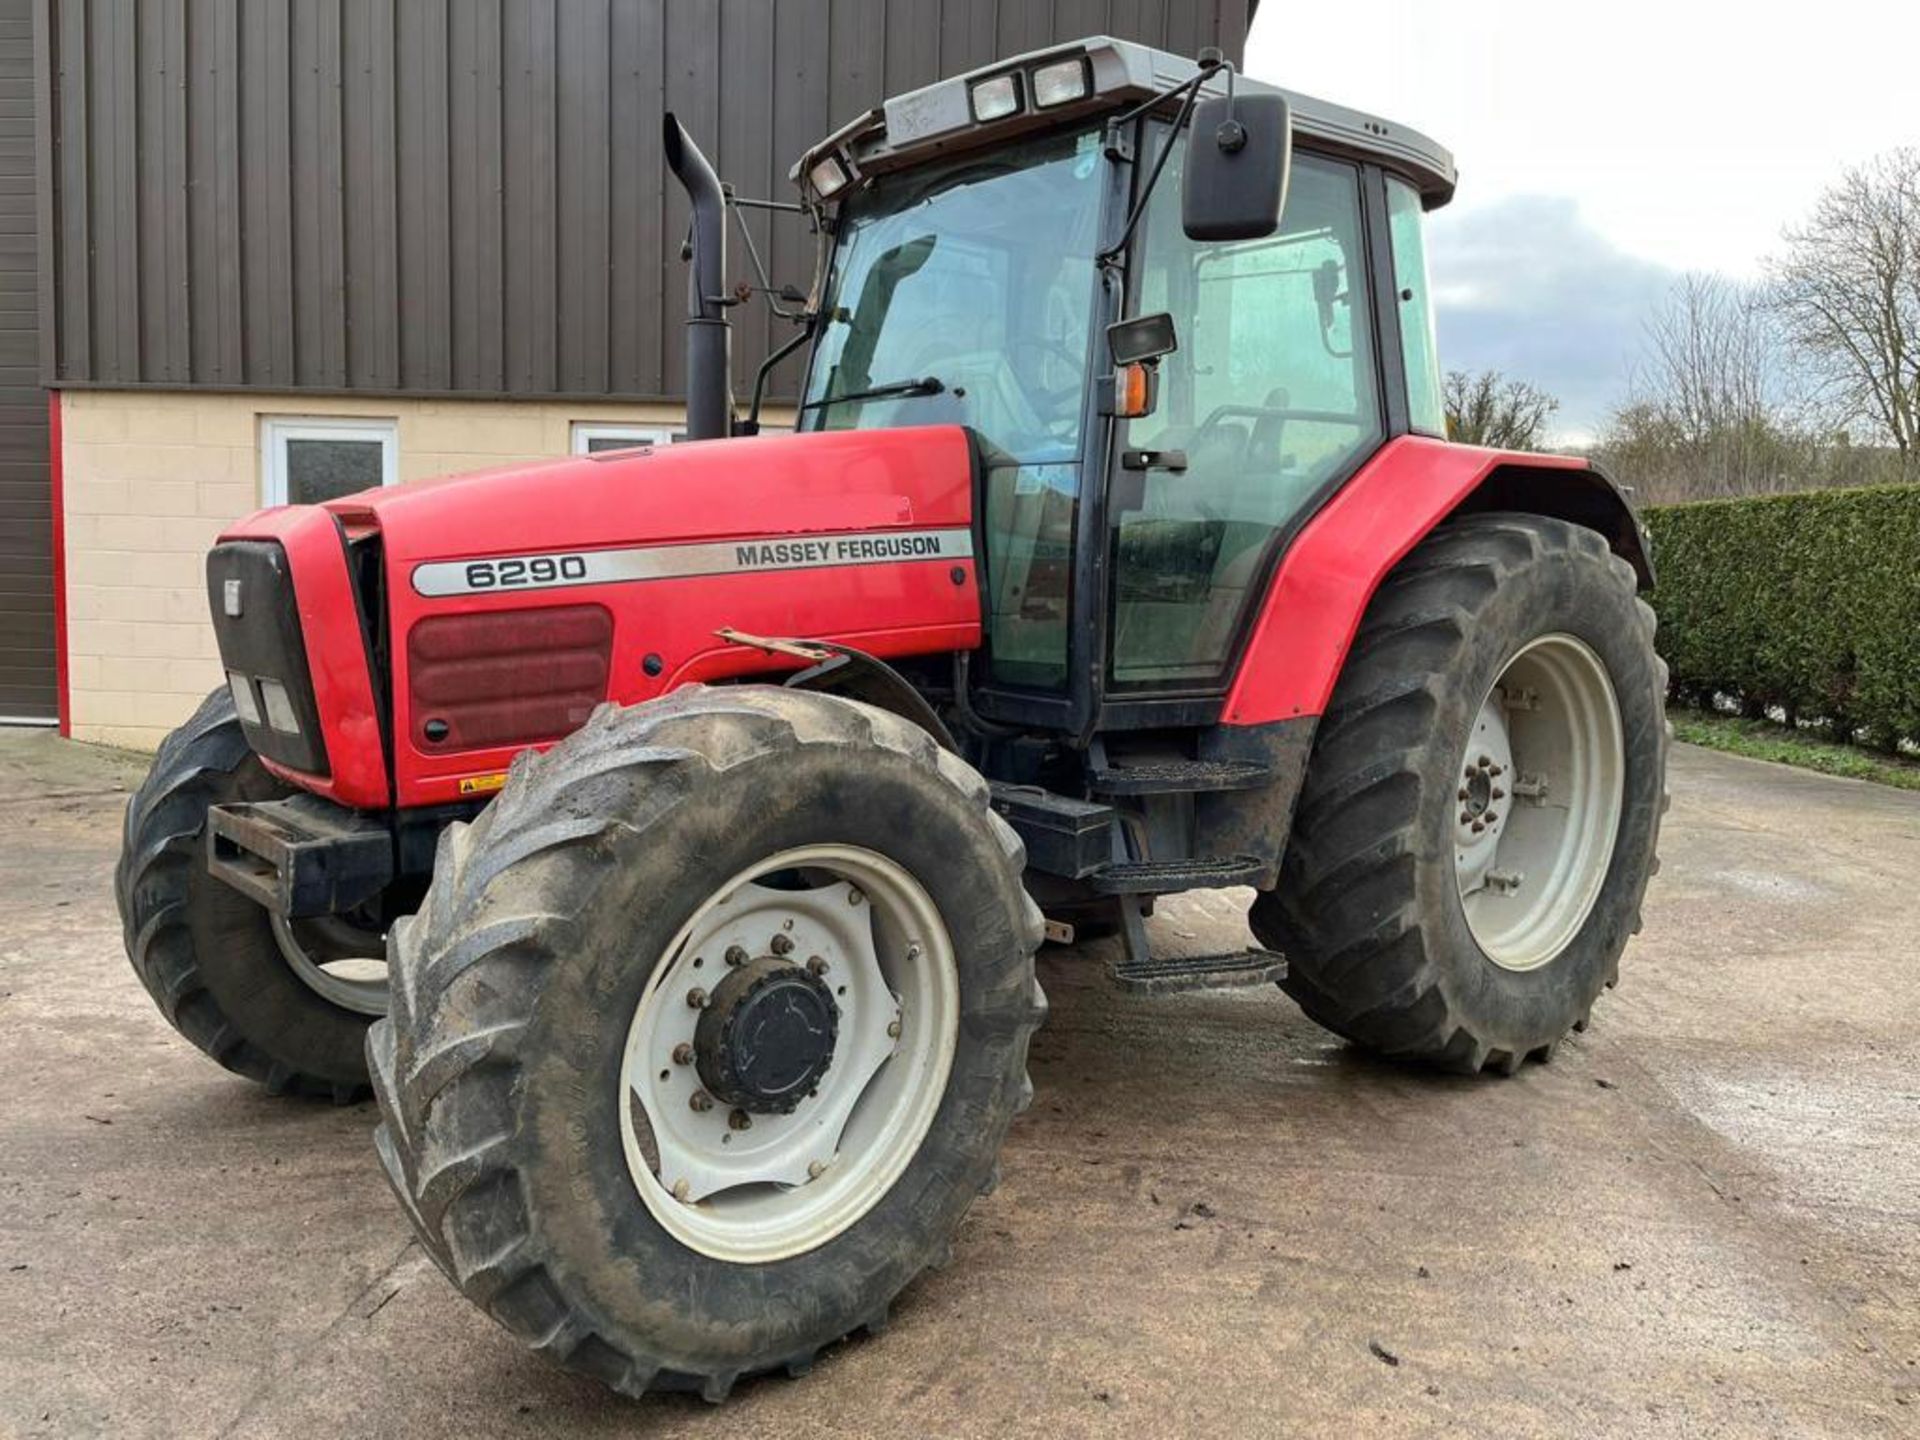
[114,690,385,1099]
[1251,514,1667,1074]
[369,686,1045,1399]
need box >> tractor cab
[784,38,1455,739]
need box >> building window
[262,417,398,506]
[572,422,678,455]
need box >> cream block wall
[60,389,787,750]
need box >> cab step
[1087,854,1267,894]
[1087,757,1275,796]
[1108,946,1287,996]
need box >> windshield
[800,127,1106,463]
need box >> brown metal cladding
[39,0,1250,404]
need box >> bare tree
[1602,274,1802,502]
[1769,149,1920,465]
[1443,370,1559,450]
[1637,274,1780,443]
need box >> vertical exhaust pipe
[663,114,733,440]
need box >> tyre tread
[113,689,365,1099]
[370,684,1044,1398]
[1254,514,1667,1074]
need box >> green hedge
[1646,483,1920,750]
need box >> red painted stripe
[47,389,68,737]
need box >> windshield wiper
[800,375,946,410]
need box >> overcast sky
[1245,1,1920,441]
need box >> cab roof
[794,35,1457,209]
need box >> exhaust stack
[663,114,733,440]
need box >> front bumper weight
[206,795,392,919]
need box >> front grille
[206,541,330,777]
[406,605,613,751]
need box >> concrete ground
[1,729,1915,1440]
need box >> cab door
[1107,143,1387,692]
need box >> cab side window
[1387,177,1445,435]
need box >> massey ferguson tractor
[116,38,1666,1400]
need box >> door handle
[1120,448,1188,473]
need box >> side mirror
[1108,312,1178,366]
[1181,91,1291,242]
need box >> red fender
[1221,436,1642,726]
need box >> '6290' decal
[410,527,974,598]
[460,554,589,590]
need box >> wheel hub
[1454,697,1516,894]
[619,845,959,1262]
[1453,635,1626,972]
[694,957,838,1114]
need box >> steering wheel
[1005,336,1085,428]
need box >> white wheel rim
[1454,634,1625,972]
[619,844,959,1263]
[271,912,389,1016]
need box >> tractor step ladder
[1087,854,1267,894]
[1086,756,1275,796]
[1097,823,1283,994]
[1107,942,1287,995]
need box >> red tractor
[116,39,1665,1400]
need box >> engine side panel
[1221,436,1633,726]
[366,427,978,808]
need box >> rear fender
[1220,436,1650,727]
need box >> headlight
[807,153,849,199]
[969,72,1021,123]
[1031,57,1090,109]
[258,678,301,735]
[226,672,261,727]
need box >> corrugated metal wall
[0,0,52,718]
[40,0,1250,403]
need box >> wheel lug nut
[725,945,747,966]
[1491,787,1506,800]
[671,1042,694,1066]
[1457,787,1470,801]
[1471,820,1485,833]
[807,1160,827,1180]
[807,956,828,976]
[770,933,794,956]
[686,987,708,1009]
[689,1090,713,1113]
[728,1108,752,1131]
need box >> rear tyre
[369,686,1045,1399]
[1251,514,1667,1074]
[114,690,382,1099]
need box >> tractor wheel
[369,686,1046,1400]
[115,689,386,1100]
[1251,514,1667,1075]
